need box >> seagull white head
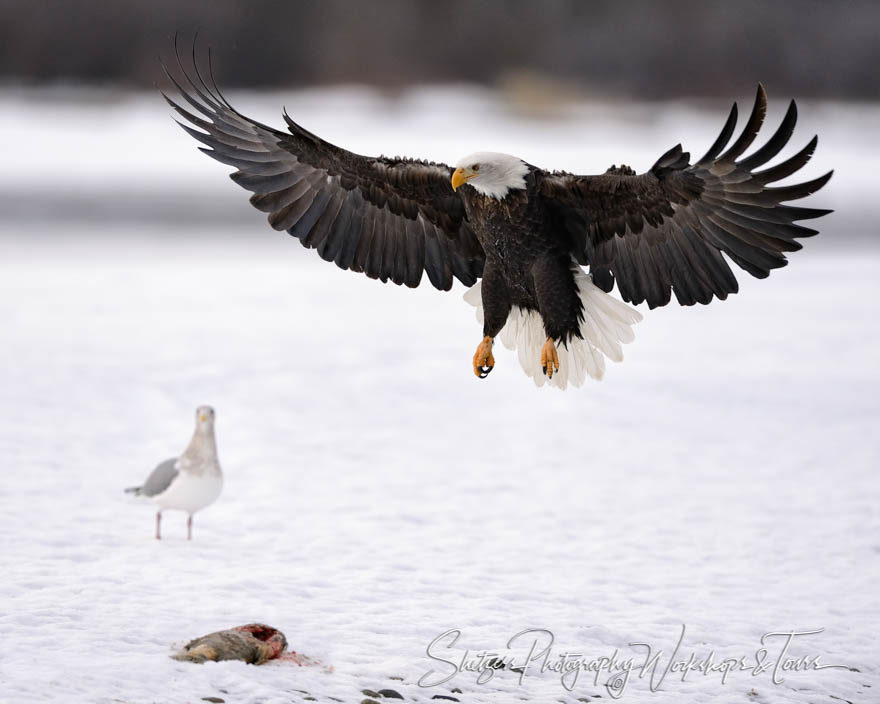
[451,152,530,200]
[195,405,215,431]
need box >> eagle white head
[451,152,530,200]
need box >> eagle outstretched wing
[541,85,832,308]
[163,47,484,291]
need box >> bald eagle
[164,52,831,388]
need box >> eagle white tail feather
[463,268,642,389]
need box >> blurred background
[1,0,876,240]
[3,0,880,97]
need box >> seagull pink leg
[155,511,162,540]
[187,514,193,541]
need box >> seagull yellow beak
[451,167,476,191]
[200,414,207,422]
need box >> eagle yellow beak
[451,167,476,191]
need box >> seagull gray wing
[137,458,180,497]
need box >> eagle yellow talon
[541,338,559,379]
[473,336,495,379]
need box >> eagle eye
[471,164,480,171]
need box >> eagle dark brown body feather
[459,171,585,343]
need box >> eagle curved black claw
[473,336,495,380]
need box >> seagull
[125,406,223,540]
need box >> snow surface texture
[1,89,878,703]
[2,230,877,703]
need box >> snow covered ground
[0,88,878,703]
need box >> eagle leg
[473,336,495,378]
[541,338,560,379]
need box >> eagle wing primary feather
[541,85,832,308]
[163,45,483,291]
